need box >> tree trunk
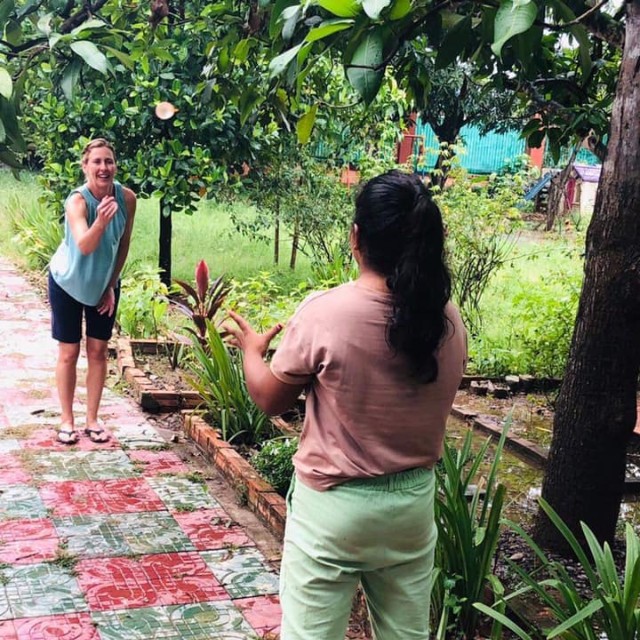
[159,198,172,287]
[290,211,299,270]
[534,4,640,551]
[274,203,280,265]
[545,147,578,231]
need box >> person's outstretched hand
[225,310,283,357]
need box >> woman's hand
[96,195,118,229]
[225,310,283,357]
[97,286,116,316]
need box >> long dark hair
[354,170,451,383]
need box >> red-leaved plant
[172,260,231,346]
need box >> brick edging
[183,412,286,540]
[115,337,201,412]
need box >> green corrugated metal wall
[414,120,527,174]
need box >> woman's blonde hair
[81,138,116,164]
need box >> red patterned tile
[0,518,59,565]
[21,429,119,451]
[127,451,189,476]
[235,595,282,635]
[0,518,57,542]
[0,620,17,640]
[76,552,228,611]
[0,454,31,484]
[12,613,100,640]
[39,479,165,516]
[173,509,255,550]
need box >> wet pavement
[0,258,282,639]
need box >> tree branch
[60,0,110,33]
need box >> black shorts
[48,271,120,343]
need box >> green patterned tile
[27,451,136,482]
[202,548,280,599]
[120,512,195,554]
[53,512,194,558]
[53,515,130,558]
[93,601,259,639]
[3,562,88,618]
[0,485,48,520]
[146,477,220,512]
[109,424,167,449]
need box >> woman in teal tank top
[48,139,137,444]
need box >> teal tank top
[49,182,128,306]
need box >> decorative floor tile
[75,552,227,611]
[0,486,48,521]
[53,512,194,558]
[108,424,167,449]
[21,430,120,452]
[235,595,281,636]
[174,510,254,551]
[201,548,280,599]
[93,601,257,639]
[0,620,17,639]
[3,563,88,619]
[127,451,189,476]
[0,519,59,565]
[146,477,220,512]
[39,479,166,517]
[25,451,135,482]
[12,613,100,639]
[0,455,30,485]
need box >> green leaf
[70,40,109,74]
[473,603,533,640]
[296,104,317,143]
[346,29,384,104]
[317,0,361,18]
[36,12,52,35]
[0,0,15,27]
[547,600,604,638]
[389,0,411,20]
[569,24,593,80]
[70,18,105,35]
[269,0,298,38]
[0,67,12,100]
[491,0,537,57]
[239,87,264,125]
[435,15,472,69]
[0,149,22,168]
[305,18,353,43]
[60,59,81,100]
[102,45,134,70]
[0,117,5,143]
[362,0,392,20]
[269,43,302,77]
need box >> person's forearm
[242,349,276,412]
[107,240,130,290]
[77,220,107,256]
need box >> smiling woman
[48,138,137,445]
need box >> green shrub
[252,438,298,497]
[117,263,172,338]
[186,321,274,446]
[8,195,63,271]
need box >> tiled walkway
[0,258,281,639]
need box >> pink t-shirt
[270,282,467,491]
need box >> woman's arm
[226,310,305,416]
[67,192,119,256]
[97,187,137,317]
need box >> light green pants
[280,468,437,640]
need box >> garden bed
[115,337,201,412]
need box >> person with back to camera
[48,138,137,445]
[226,169,467,639]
